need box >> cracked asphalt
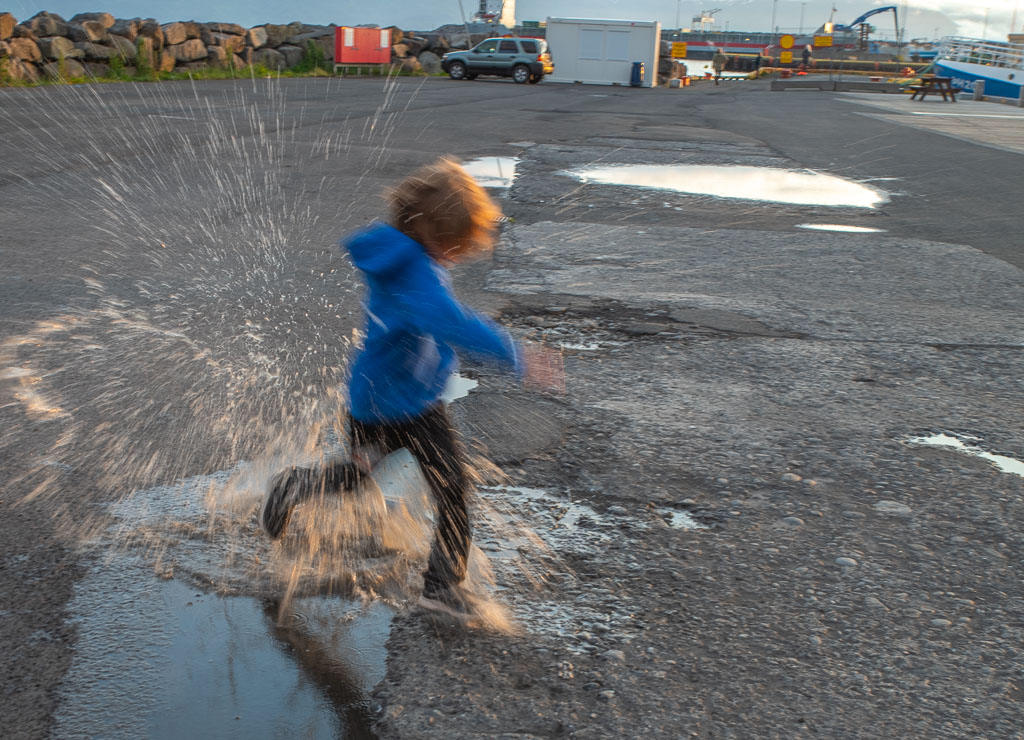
[2,76,1022,739]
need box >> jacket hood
[344,222,425,278]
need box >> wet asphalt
[1,75,1022,739]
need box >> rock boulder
[42,57,86,79]
[110,18,139,40]
[206,45,226,64]
[391,43,409,58]
[74,41,116,60]
[422,34,450,54]
[293,29,334,44]
[253,47,285,69]
[83,61,111,77]
[208,33,244,52]
[418,50,441,75]
[167,39,207,62]
[278,44,304,67]
[68,21,110,43]
[2,56,40,82]
[404,36,427,55]
[135,37,154,68]
[12,25,37,40]
[157,50,176,71]
[37,36,81,60]
[26,11,68,38]
[161,22,187,46]
[138,19,162,41]
[263,24,296,47]
[400,56,422,73]
[0,12,15,41]
[247,26,268,49]
[70,12,114,28]
[208,22,246,35]
[108,34,137,61]
[8,37,41,62]
[294,24,333,37]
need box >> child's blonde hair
[389,157,501,261]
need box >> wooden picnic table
[909,76,957,102]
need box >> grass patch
[0,60,431,87]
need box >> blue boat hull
[934,60,1023,99]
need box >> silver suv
[441,37,554,84]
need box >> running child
[260,157,562,619]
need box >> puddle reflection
[441,372,478,403]
[568,164,887,207]
[462,156,520,188]
[55,554,388,739]
[796,223,887,233]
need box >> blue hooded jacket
[343,222,523,424]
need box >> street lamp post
[770,0,778,35]
[799,2,806,34]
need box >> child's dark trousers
[322,404,470,594]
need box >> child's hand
[523,343,565,394]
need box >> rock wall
[0,10,460,83]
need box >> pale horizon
[3,1,1020,41]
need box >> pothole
[440,372,478,402]
[905,432,1024,478]
[565,164,887,208]
[462,156,520,189]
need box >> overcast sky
[7,1,1022,40]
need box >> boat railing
[937,36,1024,70]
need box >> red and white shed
[334,27,391,65]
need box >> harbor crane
[692,8,721,32]
[847,6,900,50]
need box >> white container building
[544,18,661,87]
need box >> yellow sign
[814,35,833,47]
[671,42,687,58]
[780,34,794,49]
[780,51,793,64]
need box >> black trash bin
[630,61,645,87]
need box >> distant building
[473,0,516,30]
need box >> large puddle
[53,434,710,731]
[906,433,1024,478]
[53,462,393,739]
[54,554,387,739]
[796,223,887,233]
[568,164,887,207]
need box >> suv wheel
[512,64,530,84]
[449,61,467,80]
